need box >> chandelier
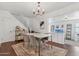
[33,2,45,16]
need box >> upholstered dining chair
[23,29,37,50]
[28,35,38,50]
[23,29,30,49]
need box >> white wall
[0,10,27,44]
[29,16,49,33]
[30,16,54,34]
[12,14,31,28]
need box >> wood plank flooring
[0,40,79,56]
[0,40,23,56]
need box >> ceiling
[0,2,76,17]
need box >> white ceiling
[0,2,76,17]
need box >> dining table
[26,32,52,56]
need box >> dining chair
[41,38,49,49]
[23,29,30,49]
[29,35,37,49]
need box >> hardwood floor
[47,41,79,56]
[0,40,23,56]
[0,41,16,56]
[0,40,79,56]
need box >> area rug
[12,43,37,56]
[12,43,68,56]
[41,46,68,56]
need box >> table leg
[51,34,52,49]
[38,38,41,56]
[28,36,30,49]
